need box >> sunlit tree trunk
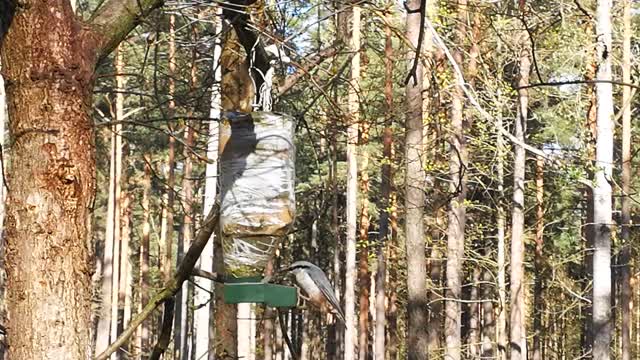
[510,37,530,360]
[96,62,118,356]
[193,8,222,360]
[2,4,99,359]
[344,5,360,360]
[110,46,125,358]
[445,2,468,358]
[593,0,614,358]
[404,0,428,358]
[620,1,632,359]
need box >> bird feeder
[219,112,296,275]
[223,276,298,308]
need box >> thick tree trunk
[405,0,428,358]
[593,0,614,358]
[620,1,632,359]
[510,37,530,360]
[1,2,97,358]
[344,5,360,360]
[533,156,544,360]
[445,2,468,358]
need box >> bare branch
[278,43,342,96]
[89,0,165,62]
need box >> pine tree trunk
[593,0,614,358]
[445,2,468,358]
[344,5,361,360]
[620,1,632,359]
[110,46,125,357]
[1,3,97,358]
[140,155,152,360]
[533,156,544,360]
[405,0,428,357]
[481,261,495,358]
[374,9,393,360]
[510,37,530,360]
[357,68,370,360]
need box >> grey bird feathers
[284,261,347,325]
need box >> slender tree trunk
[533,156,544,360]
[357,63,370,360]
[110,46,125,358]
[620,1,633,359]
[344,5,360,360]
[374,8,393,360]
[496,98,507,360]
[510,34,530,360]
[481,260,495,358]
[194,9,222,360]
[140,155,152,360]
[1,4,97,358]
[97,66,118,356]
[120,191,133,343]
[445,2,469,358]
[405,0,428,358]
[593,0,614,358]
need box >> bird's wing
[309,267,346,324]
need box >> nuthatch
[284,261,346,324]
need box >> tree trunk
[1,3,97,358]
[481,260,495,359]
[97,63,118,355]
[110,45,125,357]
[620,1,632,359]
[510,34,530,360]
[374,8,393,360]
[445,2,468,358]
[194,8,222,360]
[344,5,360,360]
[140,155,152,359]
[533,156,544,360]
[495,95,507,360]
[357,52,370,360]
[593,0,614,358]
[405,0,428,358]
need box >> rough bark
[510,40,530,360]
[0,0,164,357]
[621,1,632,359]
[405,0,428,357]
[344,5,360,360]
[445,2,468,358]
[533,156,544,360]
[1,2,97,358]
[593,0,614,358]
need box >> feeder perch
[223,276,298,308]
